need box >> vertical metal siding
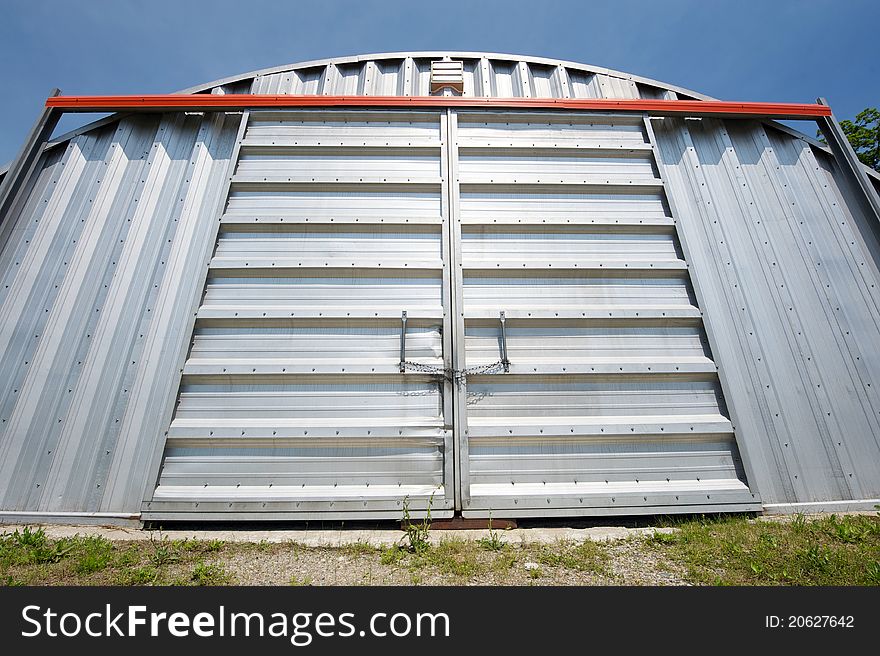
[0,112,239,514]
[242,55,689,102]
[653,117,880,504]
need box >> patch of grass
[650,513,880,586]
[341,541,378,556]
[173,538,225,554]
[71,536,114,574]
[115,566,162,586]
[490,551,517,572]
[114,545,141,568]
[288,574,313,586]
[188,561,231,586]
[534,539,607,574]
[380,546,406,565]
[0,527,75,566]
[419,539,482,577]
[0,528,244,586]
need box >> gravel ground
[220,537,689,586]
[0,522,688,586]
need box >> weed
[491,551,517,572]
[400,494,432,555]
[70,536,114,574]
[477,514,504,552]
[650,531,678,544]
[535,540,606,573]
[824,515,873,544]
[0,527,75,565]
[148,533,179,567]
[527,566,543,579]
[380,546,406,566]
[288,574,313,586]
[799,545,831,572]
[189,561,230,586]
[422,539,482,577]
[342,541,377,556]
[116,566,161,586]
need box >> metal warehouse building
[1,52,879,526]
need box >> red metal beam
[45,94,833,119]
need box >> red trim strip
[44,94,832,119]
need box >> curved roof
[177,51,714,101]
[8,51,879,183]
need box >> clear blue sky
[1,0,877,164]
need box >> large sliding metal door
[447,110,758,517]
[145,109,455,520]
[145,107,758,520]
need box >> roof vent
[430,60,464,94]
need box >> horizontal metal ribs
[455,111,757,515]
[149,110,451,516]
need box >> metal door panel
[449,110,758,516]
[145,109,453,519]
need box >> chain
[400,361,453,381]
[400,360,506,384]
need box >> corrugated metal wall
[0,111,239,516]
[2,53,879,520]
[653,117,880,506]
[235,54,689,101]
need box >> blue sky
[1,0,877,163]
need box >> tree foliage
[841,108,880,172]
[819,107,880,172]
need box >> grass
[649,513,880,586]
[533,539,607,573]
[341,540,378,556]
[188,561,231,586]
[0,528,236,586]
[2,513,877,586]
[288,574,313,586]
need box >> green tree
[819,107,880,172]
